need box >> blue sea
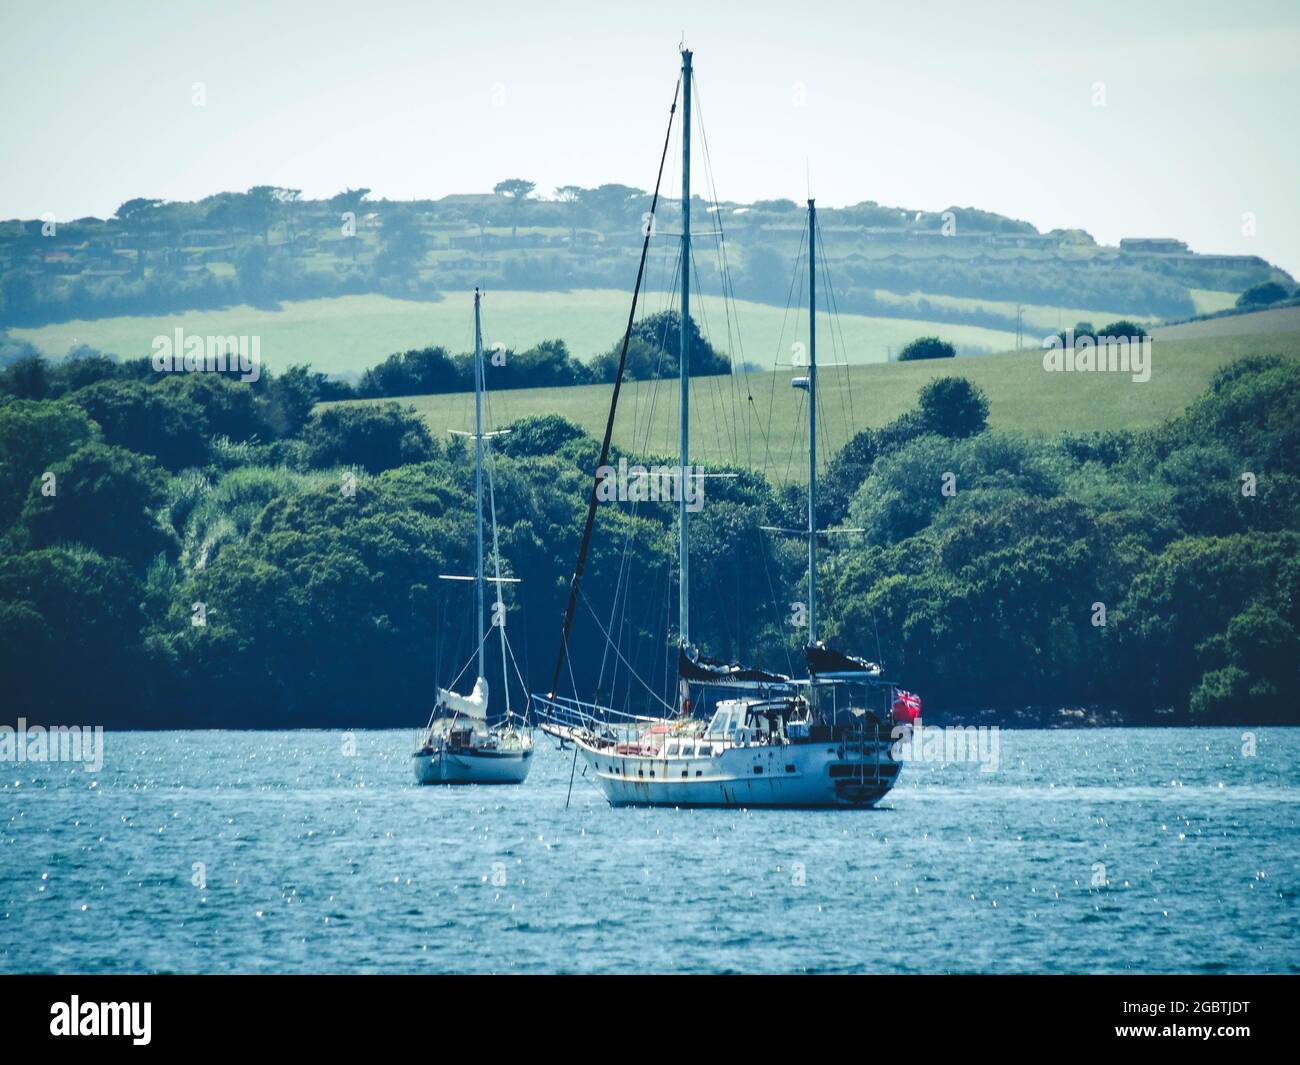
[1,728,1296,974]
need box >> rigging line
[500,615,533,724]
[872,610,884,674]
[780,242,810,488]
[428,591,446,733]
[816,220,858,443]
[638,249,682,456]
[782,388,807,487]
[623,244,679,475]
[596,275,682,712]
[564,728,581,810]
[757,527,795,676]
[484,437,510,717]
[693,247,744,466]
[426,622,497,732]
[769,230,810,494]
[692,79,756,468]
[580,589,676,715]
[763,218,809,486]
[656,563,675,711]
[644,268,681,458]
[597,256,682,698]
[630,234,682,448]
[686,250,733,467]
[620,555,667,716]
[548,75,682,699]
[808,220,844,452]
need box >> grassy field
[1189,288,1241,316]
[1153,304,1300,340]
[337,330,1300,483]
[870,290,1161,334]
[14,290,1023,375]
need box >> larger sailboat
[414,289,534,785]
[534,49,912,808]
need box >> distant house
[1120,238,1189,254]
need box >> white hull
[546,726,898,808]
[413,746,533,785]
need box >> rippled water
[1,728,1296,973]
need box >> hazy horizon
[1,0,1297,275]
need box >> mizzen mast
[474,287,486,679]
[806,200,817,645]
[678,47,693,649]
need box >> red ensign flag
[892,690,921,724]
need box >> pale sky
[2,0,1296,275]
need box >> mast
[678,47,692,648]
[474,287,485,679]
[545,75,680,700]
[807,200,817,645]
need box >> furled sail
[679,644,791,687]
[805,642,881,678]
[438,676,489,720]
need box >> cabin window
[754,766,763,775]
[637,770,643,778]
[696,771,703,777]
[681,770,688,778]
[786,764,796,773]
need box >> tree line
[0,345,1296,728]
[5,183,1287,330]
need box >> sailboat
[413,289,534,785]
[534,49,910,807]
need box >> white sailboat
[414,289,534,786]
[534,49,911,807]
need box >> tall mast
[474,287,485,679]
[678,47,692,648]
[807,200,817,646]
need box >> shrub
[896,336,955,362]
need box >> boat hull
[567,737,899,808]
[412,746,533,785]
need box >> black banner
[2,974,1286,1051]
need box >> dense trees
[0,546,151,722]
[818,377,990,526]
[589,310,731,381]
[0,399,99,526]
[0,346,1295,726]
[358,345,461,397]
[1056,319,1150,344]
[301,403,438,473]
[822,357,1300,722]
[1236,281,1291,308]
[67,379,214,470]
[356,339,593,397]
[16,443,173,567]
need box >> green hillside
[12,289,1023,373]
[336,330,1300,481]
[6,187,1290,342]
